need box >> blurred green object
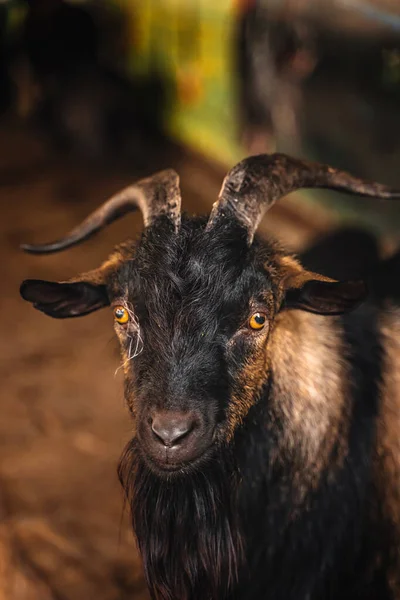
[110,0,243,165]
[9,0,400,236]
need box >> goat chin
[118,437,243,600]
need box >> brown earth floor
[0,118,339,600]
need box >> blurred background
[1,1,400,598]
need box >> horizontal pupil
[254,314,265,324]
[115,309,125,318]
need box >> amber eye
[248,312,267,331]
[114,305,129,325]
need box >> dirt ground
[0,118,335,600]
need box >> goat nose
[151,411,195,447]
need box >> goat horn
[206,153,400,243]
[21,169,181,254]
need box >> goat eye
[114,306,129,325]
[249,312,267,331]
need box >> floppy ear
[20,243,133,318]
[20,279,109,318]
[280,257,367,316]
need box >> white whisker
[114,301,143,377]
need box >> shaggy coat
[20,154,400,600]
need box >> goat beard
[118,438,243,600]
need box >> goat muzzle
[139,409,213,471]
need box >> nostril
[151,412,195,447]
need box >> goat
[17,0,166,163]
[237,4,317,153]
[20,154,400,600]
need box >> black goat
[20,154,400,600]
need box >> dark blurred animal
[309,26,400,155]
[237,3,317,153]
[20,154,400,600]
[17,0,165,163]
[22,0,98,80]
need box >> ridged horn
[21,169,181,254]
[206,153,400,243]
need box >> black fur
[112,220,398,599]
[118,439,242,600]
[118,310,396,600]
[21,216,400,599]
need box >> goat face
[109,217,281,473]
[20,212,366,475]
[22,151,394,475]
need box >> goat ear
[20,244,131,318]
[280,257,367,315]
[284,278,367,315]
[20,279,109,318]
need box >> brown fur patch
[227,343,270,440]
[226,293,276,439]
[70,241,134,287]
[377,309,400,592]
[268,309,349,492]
[278,255,336,289]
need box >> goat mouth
[141,445,215,476]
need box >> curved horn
[22,169,181,254]
[206,153,400,243]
